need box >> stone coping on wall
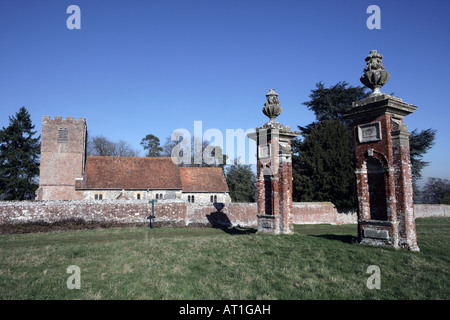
[0,199,187,206]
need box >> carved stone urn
[360,50,390,95]
[262,89,282,122]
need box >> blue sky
[1,0,449,185]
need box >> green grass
[0,218,448,300]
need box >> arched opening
[264,175,272,215]
[366,157,388,221]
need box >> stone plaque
[262,220,273,229]
[358,122,382,143]
[258,144,270,159]
[363,228,389,240]
[257,214,276,233]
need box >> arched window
[210,195,214,203]
[99,194,103,200]
[160,193,163,200]
[214,195,217,203]
[156,194,159,200]
[188,195,191,203]
[191,195,195,203]
[94,194,98,200]
[137,194,141,200]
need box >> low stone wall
[414,204,450,218]
[293,202,341,225]
[0,201,447,229]
[0,200,246,227]
[186,202,257,227]
[0,200,165,225]
[0,200,341,227]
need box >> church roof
[179,167,229,193]
[81,156,229,193]
[83,156,182,190]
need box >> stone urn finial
[360,50,390,95]
[262,89,282,122]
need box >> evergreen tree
[409,128,436,198]
[302,81,368,122]
[0,107,40,200]
[293,82,368,209]
[140,134,163,157]
[292,120,356,208]
[225,159,256,202]
[293,81,436,208]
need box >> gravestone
[248,89,299,234]
[344,50,420,251]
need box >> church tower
[35,116,87,200]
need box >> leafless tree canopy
[161,135,224,167]
[87,135,140,157]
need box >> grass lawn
[0,218,448,300]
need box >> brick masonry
[36,116,87,200]
[345,94,420,251]
[250,125,299,234]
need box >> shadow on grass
[206,207,257,235]
[218,226,257,235]
[309,234,358,244]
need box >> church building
[35,116,231,203]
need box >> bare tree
[87,135,140,157]
[422,178,450,204]
[161,135,179,158]
[161,134,224,167]
[115,139,141,157]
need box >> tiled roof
[82,156,229,193]
[179,167,229,192]
[83,156,182,190]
